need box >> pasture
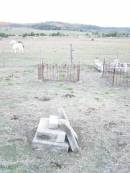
[0,35,130,173]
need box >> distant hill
[0,21,130,33]
[31,21,101,31]
[0,22,10,27]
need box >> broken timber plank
[58,107,78,140]
[59,119,79,152]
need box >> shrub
[50,32,66,37]
[22,32,47,37]
[0,33,8,38]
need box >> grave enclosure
[102,59,130,87]
[38,62,80,82]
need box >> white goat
[10,40,24,53]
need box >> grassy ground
[0,36,130,173]
[1,36,130,66]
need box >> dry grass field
[0,36,130,173]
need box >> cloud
[0,0,129,26]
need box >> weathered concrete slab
[36,118,66,143]
[32,132,69,152]
[32,108,79,152]
[94,58,103,72]
[49,115,59,129]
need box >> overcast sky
[0,0,129,27]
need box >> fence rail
[38,63,80,82]
[102,59,130,87]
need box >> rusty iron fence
[102,59,130,87]
[38,63,80,82]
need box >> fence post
[70,44,74,65]
[77,64,80,81]
[38,64,41,80]
[102,58,105,77]
[112,67,116,86]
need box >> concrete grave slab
[36,118,66,143]
[32,108,79,152]
[32,132,69,152]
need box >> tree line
[0,31,129,38]
[86,32,129,38]
[0,32,68,38]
